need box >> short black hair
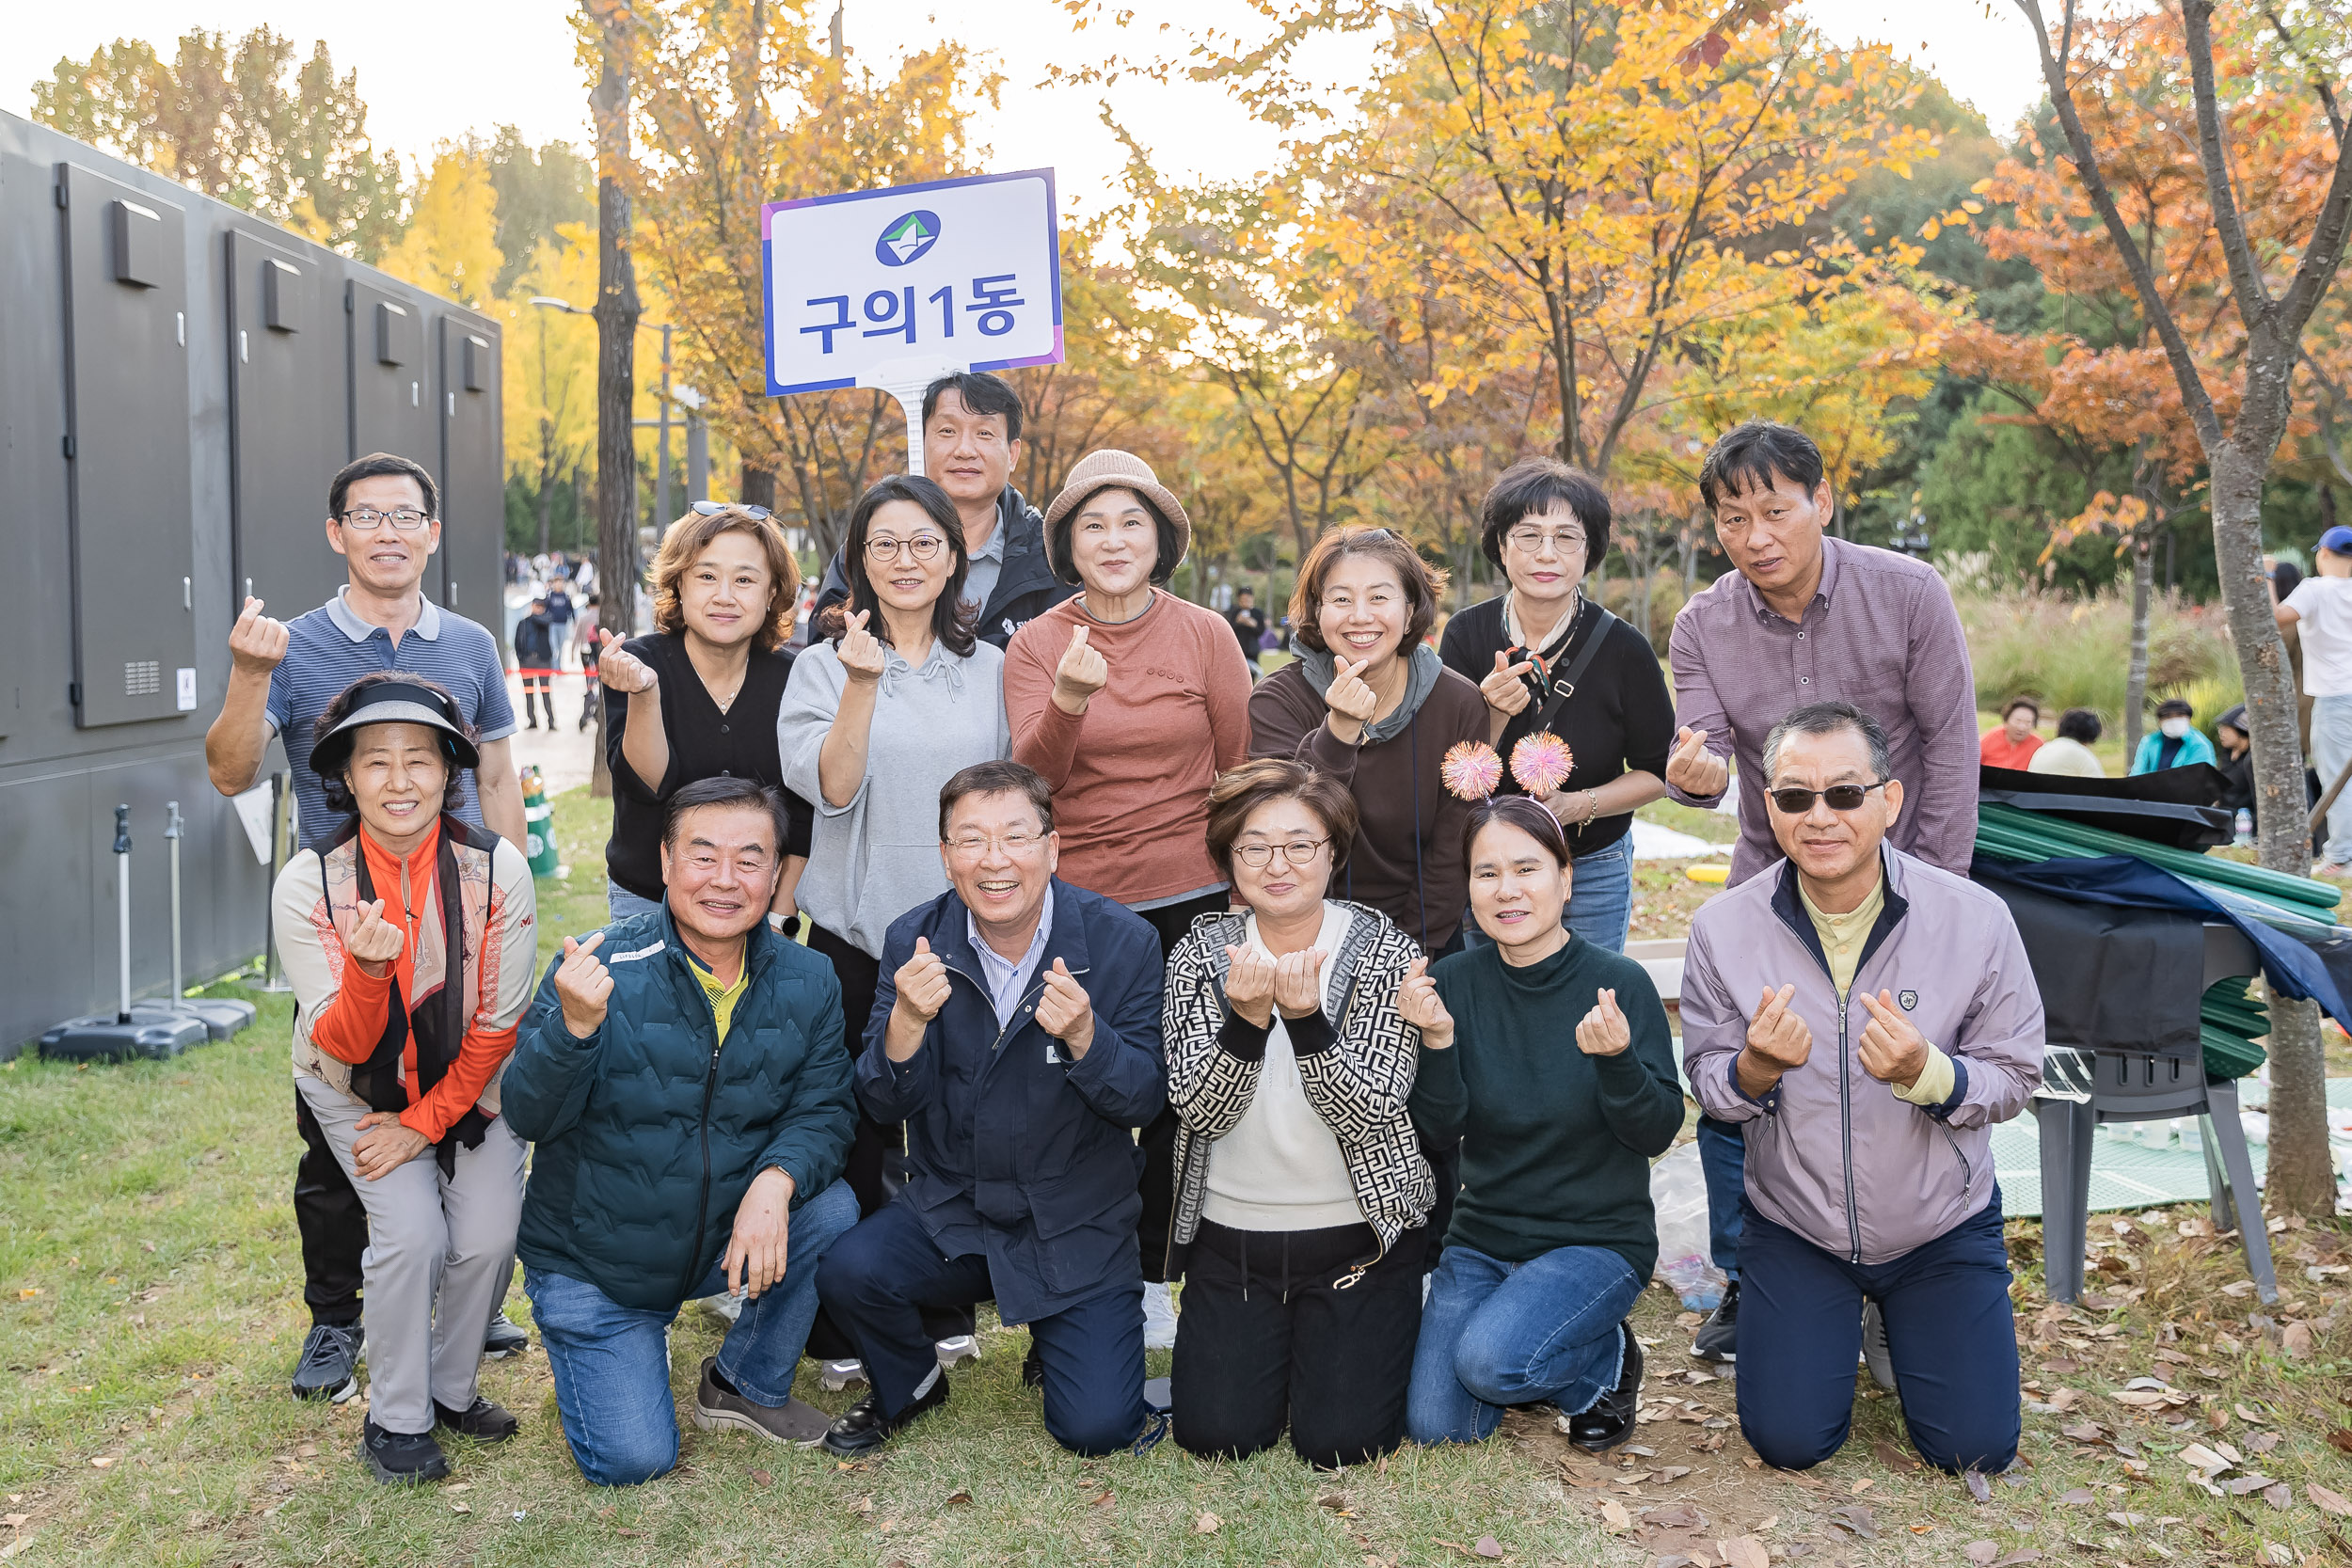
[2154,697,2195,720]
[662,776,790,857]
[938,759,1054,841]
[921,372,1024,443]
[1047,488,1184,589]
[1460,795,1571,872]
[1234,585,1254,598]
[1697,420,1825,513]
[1762,700,1892,783]
[330,451,440,519]
[2002,695,2040,721]
[2057,707,2103,744]
[1479,457,1613,577]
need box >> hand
[1273,947,1327,1020]
[595,630,658,694]
[893,936,953,1023]
[336,898,405,976]
[1664,725,1729,799]
[1223,943,1276,1029]
[352,1111,433,1181]
[1035,958,1096,1058]
[837,609,887,685]
[1323,657,1379,741]
[553,931,612,1039]
[1739,982,1812,1094]
[1052,625,1109,712]
[228,596,290,677]
[1479,649,1534,717]
[721,1166,797,1299]
[1395,957,1454,1049]
[1856,989,1930,1090]
[1575,987,1631,1056]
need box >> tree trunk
[2210,444,2335,1213]
[2123,533,2153,762]
[588,10,639,800]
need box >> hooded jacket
[857,878,1166,1325]
[812,483,1075,649]
[1680,846,2045,1264]
[503,905,857,1312]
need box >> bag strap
[1527,601,1620,736]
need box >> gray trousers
[295,1074,525,1435]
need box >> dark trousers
[1170,1220,1420,1468]
[1695,1114,1746,1280]
[818,1200,1146,1456]
[804,922,972,1355]
[294,1087,366,1328]
[1735,1194,2020,1475]
[520,674,555,727]
[1131,891,1231,1281]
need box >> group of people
[209,372,2047,1493]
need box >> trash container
[521,768,560,878]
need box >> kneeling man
[818,761,1167,1458]
[504,777,859,1485]
[1681,703,2042,1475]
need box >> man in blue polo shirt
[205,451,529,1404]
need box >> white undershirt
[1201,902,1364,1232]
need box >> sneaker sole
[818,1368,868,1391]
[294,1373,360,1404]
[692,1402,829,1447]
[358,1447,449,1484]
[480,1343,528,1362]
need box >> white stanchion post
[167,800,185,1011]
[114,804,133,1024]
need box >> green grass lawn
[4,787,2349,1565]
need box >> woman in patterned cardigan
[1160,758,1433,1468]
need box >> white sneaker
[1142,1280,1179,1351]
[818,1357,868,1391]
[699,1292,744,1325]
[934,1334,980,1369]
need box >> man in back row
[205,451,530,1402]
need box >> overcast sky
[8,1,2047,215]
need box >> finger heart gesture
[339,898,405,972]
[1035,958,1095,1058]
[1575,987,1631,1056]
[838,609,887,684]
[1395,956,1454,1048]
[1855,989,1929,1090]
[1324,657,1380,725]
[1480,649,1534,716]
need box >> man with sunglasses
[205,451,529,1403]
[1679,703,2042,1478]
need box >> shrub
[1956,582,2243,725]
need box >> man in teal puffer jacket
[505,778,858,1485]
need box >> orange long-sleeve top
[308,821,517,1143]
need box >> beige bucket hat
[1041,450,1192,583]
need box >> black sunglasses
[1767,781,1890,815]
[691,500,772,520]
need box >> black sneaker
[820,1372,950,1457]
[482,1311,530,1360]
[291,1323,363,1402]
[358,1418,450,1484]
[434,1395,519,1442]
[1692,1279,1739,1362]
[1020,1340,1044,1389]
[1567,1323,1643,1453]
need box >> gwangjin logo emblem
[875,210,941,266]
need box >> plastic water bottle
[2234,809,2254,847]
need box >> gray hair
[1762,701,1892,784]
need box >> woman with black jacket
[1161,759,1433,1469]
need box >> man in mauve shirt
[1659,419,1979,1366]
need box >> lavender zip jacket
[1681,847,2044,1264]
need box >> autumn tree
[379,146,504,309]
[501,226,601,557]
[2015,0,2352,1215]
[32,27,405,260]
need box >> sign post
[761,169,1064,475]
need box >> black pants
[1170,1219,1422,1468]
[294,1088,366,1328]
[1129,890,1232,1282]
[520,673,555,727]
[803,921,972,1355]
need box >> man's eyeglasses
[338,507,432,531]
[868,533,947,562]
[946,831,1048,859]
[691,500,772,520]
[1766,781,1890,815]
[1232,837,1329,868]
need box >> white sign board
[760,169,1064,398]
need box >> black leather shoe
[1020,1340,1044,1389]
[820,1373,949,1457]
[434,1395,519,1442]
[358,1418,450,1483]
[1692,1279,1739,1362]
[1568,1323,1643,1453]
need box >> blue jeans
[1459,829,1636,956]
[1735,1193,2018,1474]
[607,880,663,924]
[525,1178,858,1486]
[1406,1243,1639,1445]
[1695,1115,1745,1281]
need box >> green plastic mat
[1991,1078,2352,1218]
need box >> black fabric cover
[1980,877,2208,1059]
[1979,762,2229,848]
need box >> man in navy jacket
[817,761,1167,1457]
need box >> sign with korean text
[760,168,1064,397]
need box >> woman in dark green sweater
[1398,796,1682,1450]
